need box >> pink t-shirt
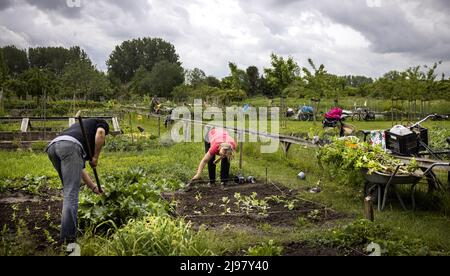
[207,128,236,156]
[325,108,343,119]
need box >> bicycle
[352,107,375,121]
[297,106,314,121]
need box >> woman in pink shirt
[191,128,236,185]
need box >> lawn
[1,112,450,256]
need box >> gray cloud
[317,0,450,59]
[0,0,449,78]
[23,0,84,18]
[0,0,13,10]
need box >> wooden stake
[239,132,243,171]
[364,196,374,222]
[265,167,268,185]
[158,116,161,137]
[129,112,134,143]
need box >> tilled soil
[163,183,347,228]
[0,191,62,251]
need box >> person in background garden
[191,128,237,186]
[150,96,159,114]
[164,108,174,128]
[45,119,109,244]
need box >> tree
[107,37,180,84]
[1,45,29,76]
[172,84,194,102]
[344,75,373,87]
[19,68,60,101]
[228,62,249,92]
[4,79,28,99]
[326,74,347,103]
[205,76,221,88]
[302,58,329,99]
[422,61,442,100]
[220,76,234,90]
[283,78,307,98]
[131,66,153,96]
[61,59,110,100]
[259,76,277,98]
[246,66,260,96]
[185,68,206,87]
[0,49,7,87]
[29,46,89,76]
[147,61,184,97]
[264,53,300,96]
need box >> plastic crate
[384,131,419,155]
[411,127,428,150]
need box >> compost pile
[318,138,420,176]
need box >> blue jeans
[47,141,84,243]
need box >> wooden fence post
[129,112,134,143]
[364,196,375,222]
[158,116,161,137]
[239,131,244,171]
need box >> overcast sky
[0,0,449,78]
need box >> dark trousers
[205,141,230,184]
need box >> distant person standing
[191,128,236,186]
[46,119,109,244]
[150,96,159,114]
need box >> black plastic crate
[385,131,419,155]
[411,127,428,150]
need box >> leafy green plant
[78,167,180,231]
[317,139,420,187]
[295,217,310,228]
[104,136,159,152]
[195,192,203,202]
[220,197,231,215]
[0,220,36,256]
[0,174,56,195]
[247,240,283,256]
[235,192,270,216]
[82,216,215,256]
[307,209,321,221]
[43,229,57,245]
[266,195,298,211]
[429,126,450,151]
[319,219,438,256]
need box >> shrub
[104,135,159,152]
[319,219,437,256]
[84,216,215,256]
[31,141,48,152]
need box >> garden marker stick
[77,112,103,193]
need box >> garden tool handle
[78,115,103,193]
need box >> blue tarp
[300,106,314,113]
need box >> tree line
[1,37,449,104]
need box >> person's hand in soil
[191,174,201,182]
[91,185,104,195]
[82,170,103,195]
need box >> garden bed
[0,191,62,251]
[282,242,365,256]
[163,183,346,228]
